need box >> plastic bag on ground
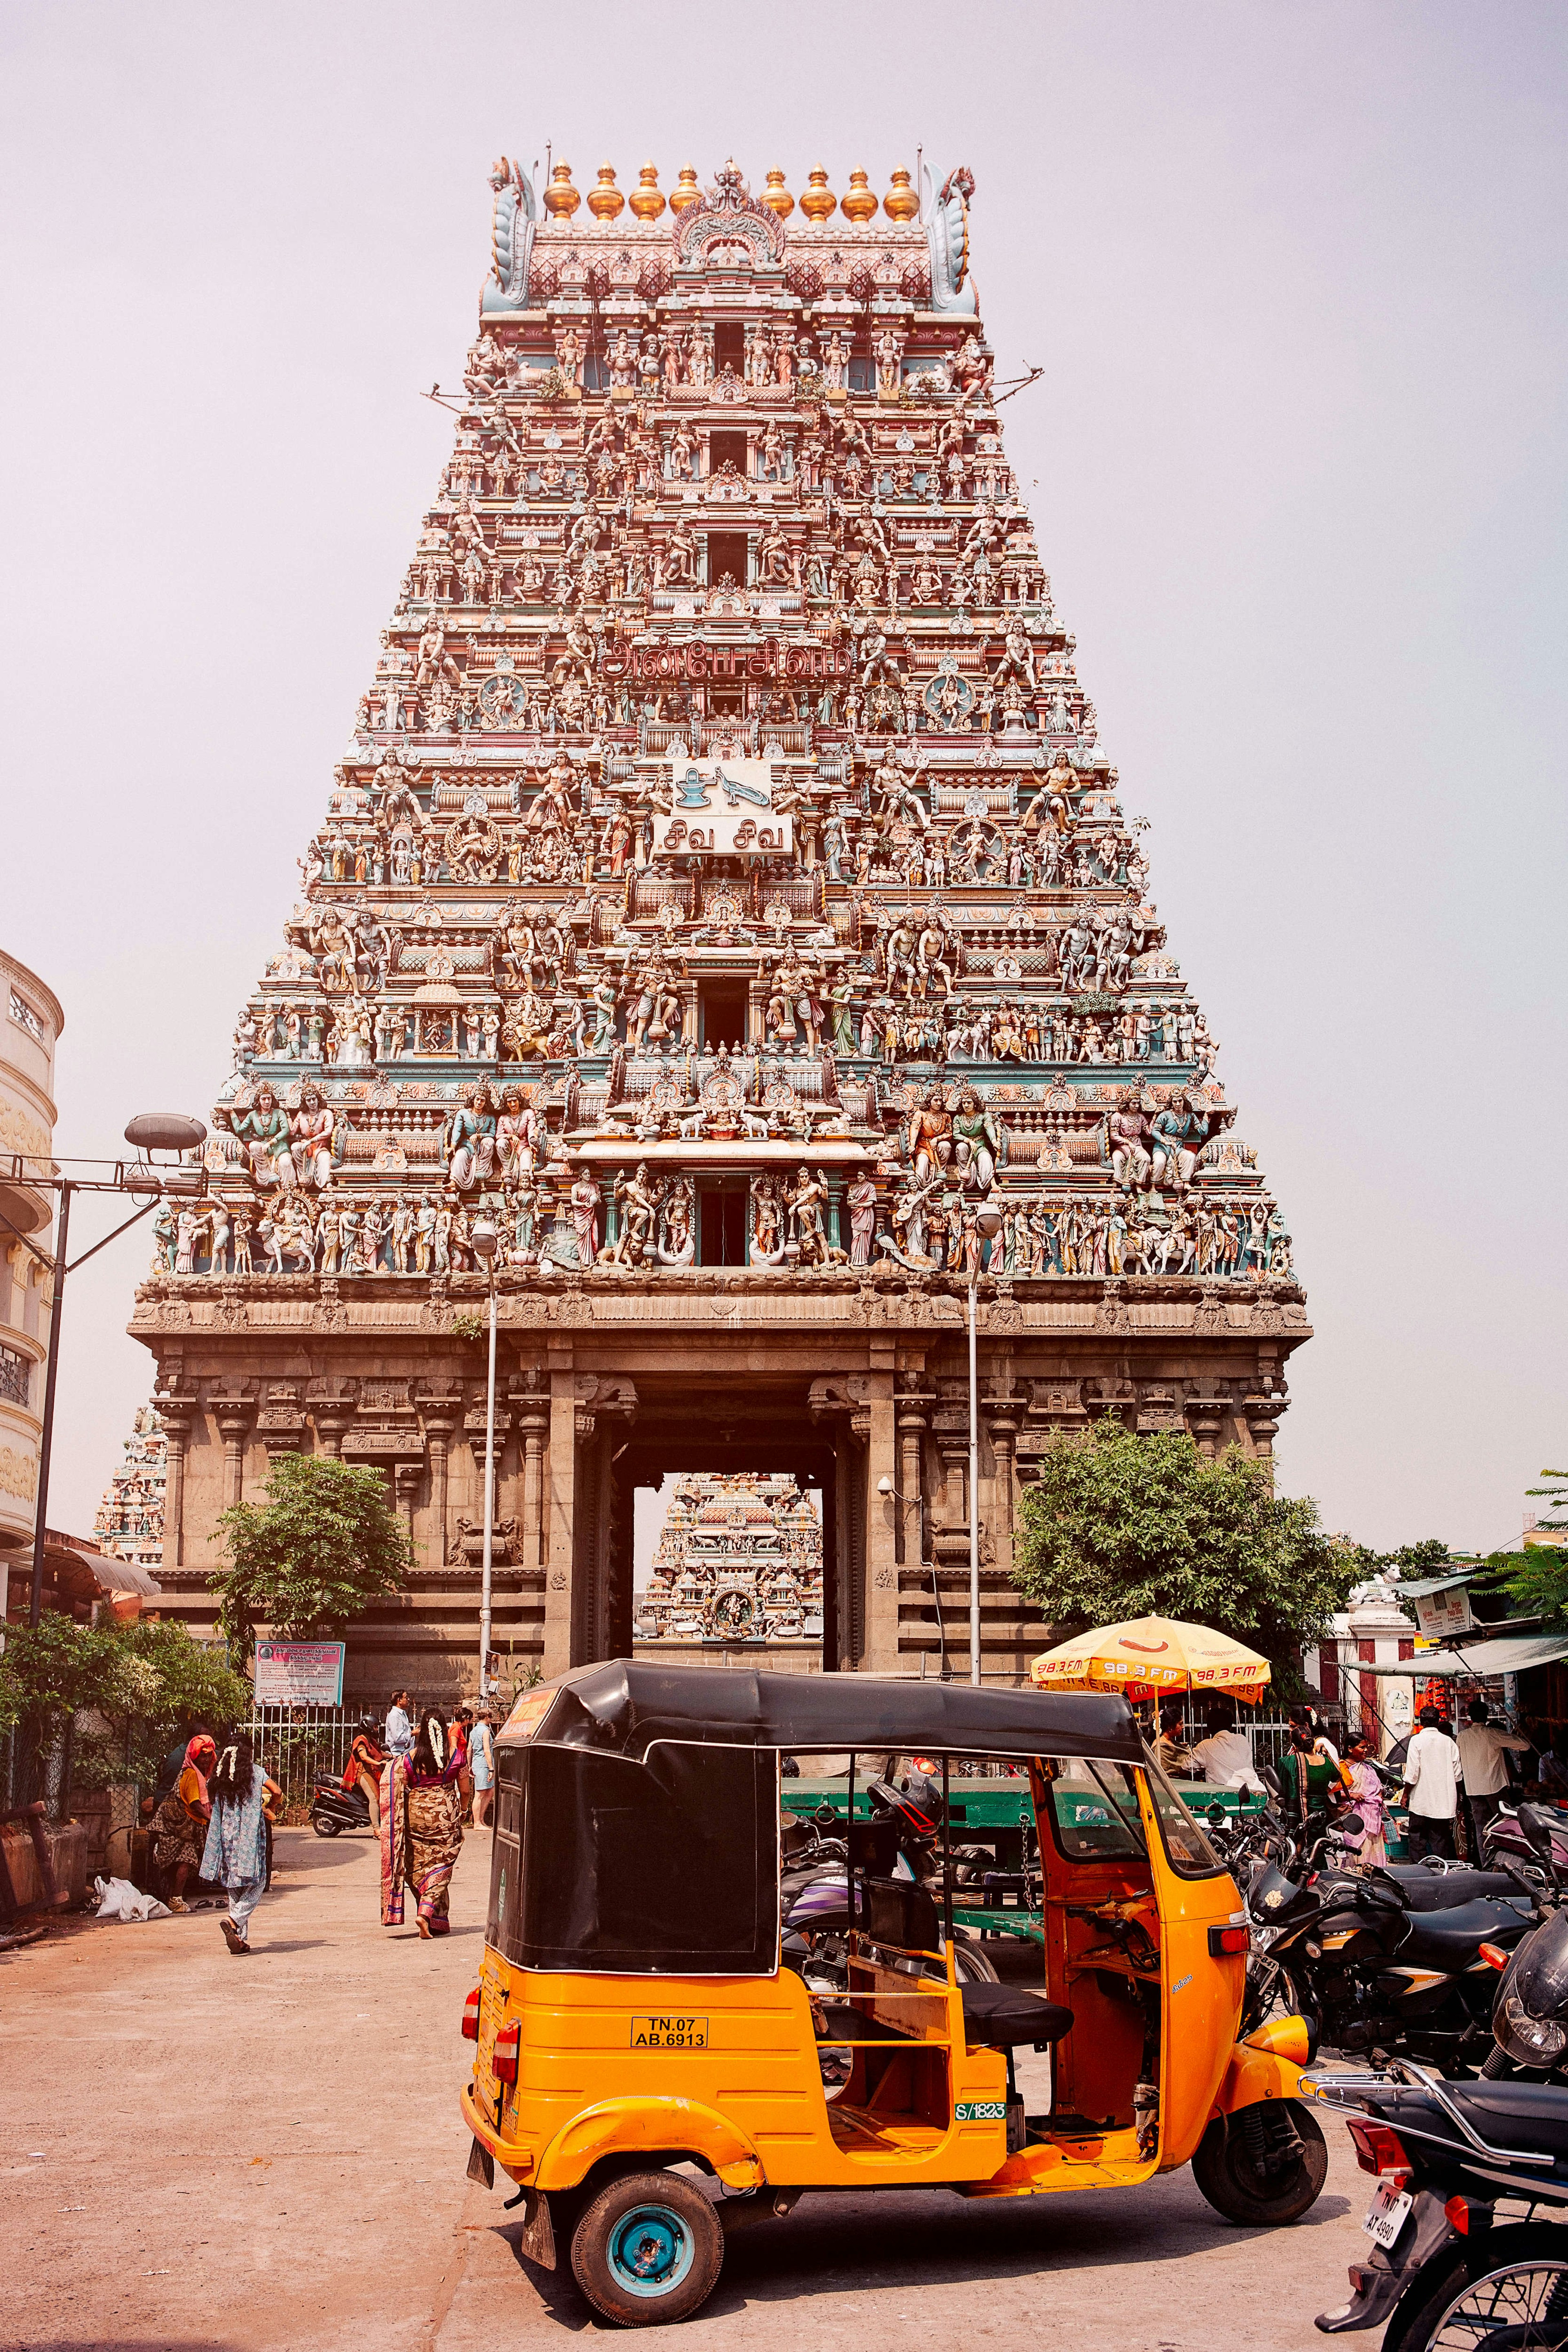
[93,1874,171,1922]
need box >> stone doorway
[581,1394,864,1676]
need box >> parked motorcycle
[1480,1803,1568,2085]
[1243,1819,1536,2070]
[310,1774,372,1837]
[1308,2055,1568,2348]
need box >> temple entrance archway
[571,1377,869,1677]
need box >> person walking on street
[203,1736,281,1955]
[469,1708,496,1830]
[381,1710,465,1938]
[1457,1698,1530,1855]
[1403,1704,1463,1860]
[385,1689,413,1758]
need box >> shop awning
[1375,1632,1568,1679]
[1395,1567,1481,1600]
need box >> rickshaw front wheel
[570,2168,724,2327]
[1191,2098,1327,2226]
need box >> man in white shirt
[1189,1698,1264,1797]
[385,1690,413,1759]
[1403,1705,1462,1860]
[1457,1698,1529,1853]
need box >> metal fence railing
[239,1704,361,1818]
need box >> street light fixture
[469,1213,501,1701]
[0,1112,208,1625]
[968,1200,1004,1689]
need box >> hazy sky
[3,3,1563,1554]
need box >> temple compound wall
[129,156,1310,1702]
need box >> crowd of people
[1149,1689,1566,1868]
[142,1687,503,1953]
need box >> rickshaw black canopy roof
[502,1659,1144,1766]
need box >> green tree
[0,1612,249,1808]
[1011,1419,1356,1690]
[210,1454,411,1661]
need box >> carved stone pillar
[418,1393,461,1567]
[894,1396,929,1568]
[394,1460,422,1537]
[543,1353,578,1678]
[515,1405,550,1569]
[209,1387,256,1507]
[1185,1382,1228,1459]
[154,1387,198,1568]
[1243,1387,1284,1473]
[984,1405,1020,1572]
[309,1377,358,1460]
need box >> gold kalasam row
[543,162,920,224]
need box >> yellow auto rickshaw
[460,1662,1317,2327]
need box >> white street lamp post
[968,1201,1004,1688]
[470,1216,500,1701]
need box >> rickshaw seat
[960,1980,1075,2049]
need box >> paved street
[3,1829,1369,2351]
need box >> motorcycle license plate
[1362,2181,1412,2250]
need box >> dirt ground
[1,1827,1372,2351]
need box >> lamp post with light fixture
[0,1112,209,1627]
[469,1212,500,1700]
[968,1201,1004,1687]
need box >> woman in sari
[381,1710,464,1938]
[1338,1738,1389,1866]
[151,1734,216,1911]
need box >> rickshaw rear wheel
[570,2168,724,2327]
[1191,2098,1327,2225]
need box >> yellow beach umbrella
[1030,1614,1271,1703]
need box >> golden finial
[841,168,877,223]
[669,165,702,216]
[630,163,666,221]
[587,163,624,221]
[800,166,836,222]
[543,161,580,218]
[883,166,919,222]
[762,168,794,220]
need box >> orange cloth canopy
[1030,1615,1272,1703]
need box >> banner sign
[254,1639,346,1705]
[651,759,794,858]
[1412,1583,1474,1639]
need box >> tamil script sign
[254,1639,346,1705]
[651,759,794,859]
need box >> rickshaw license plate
[630,2014,708,2050]
[1362,2181,1412,2248]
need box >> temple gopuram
[130,156,1310,1701]
[637,1473,824,1667]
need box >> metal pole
[968,1271,980,1687]
[479,1273,497,1699]
[28,1181,70,1626]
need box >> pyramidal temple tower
[131,156,1309,1702]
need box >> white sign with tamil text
[651,760,794,860]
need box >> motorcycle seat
[1374,1866,1523,1911]
[1398,1899,1533,1967]
[960,1980,1075,2049]
[1370,2080,1568,2164]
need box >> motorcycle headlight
[1501,1987,1568,2063]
